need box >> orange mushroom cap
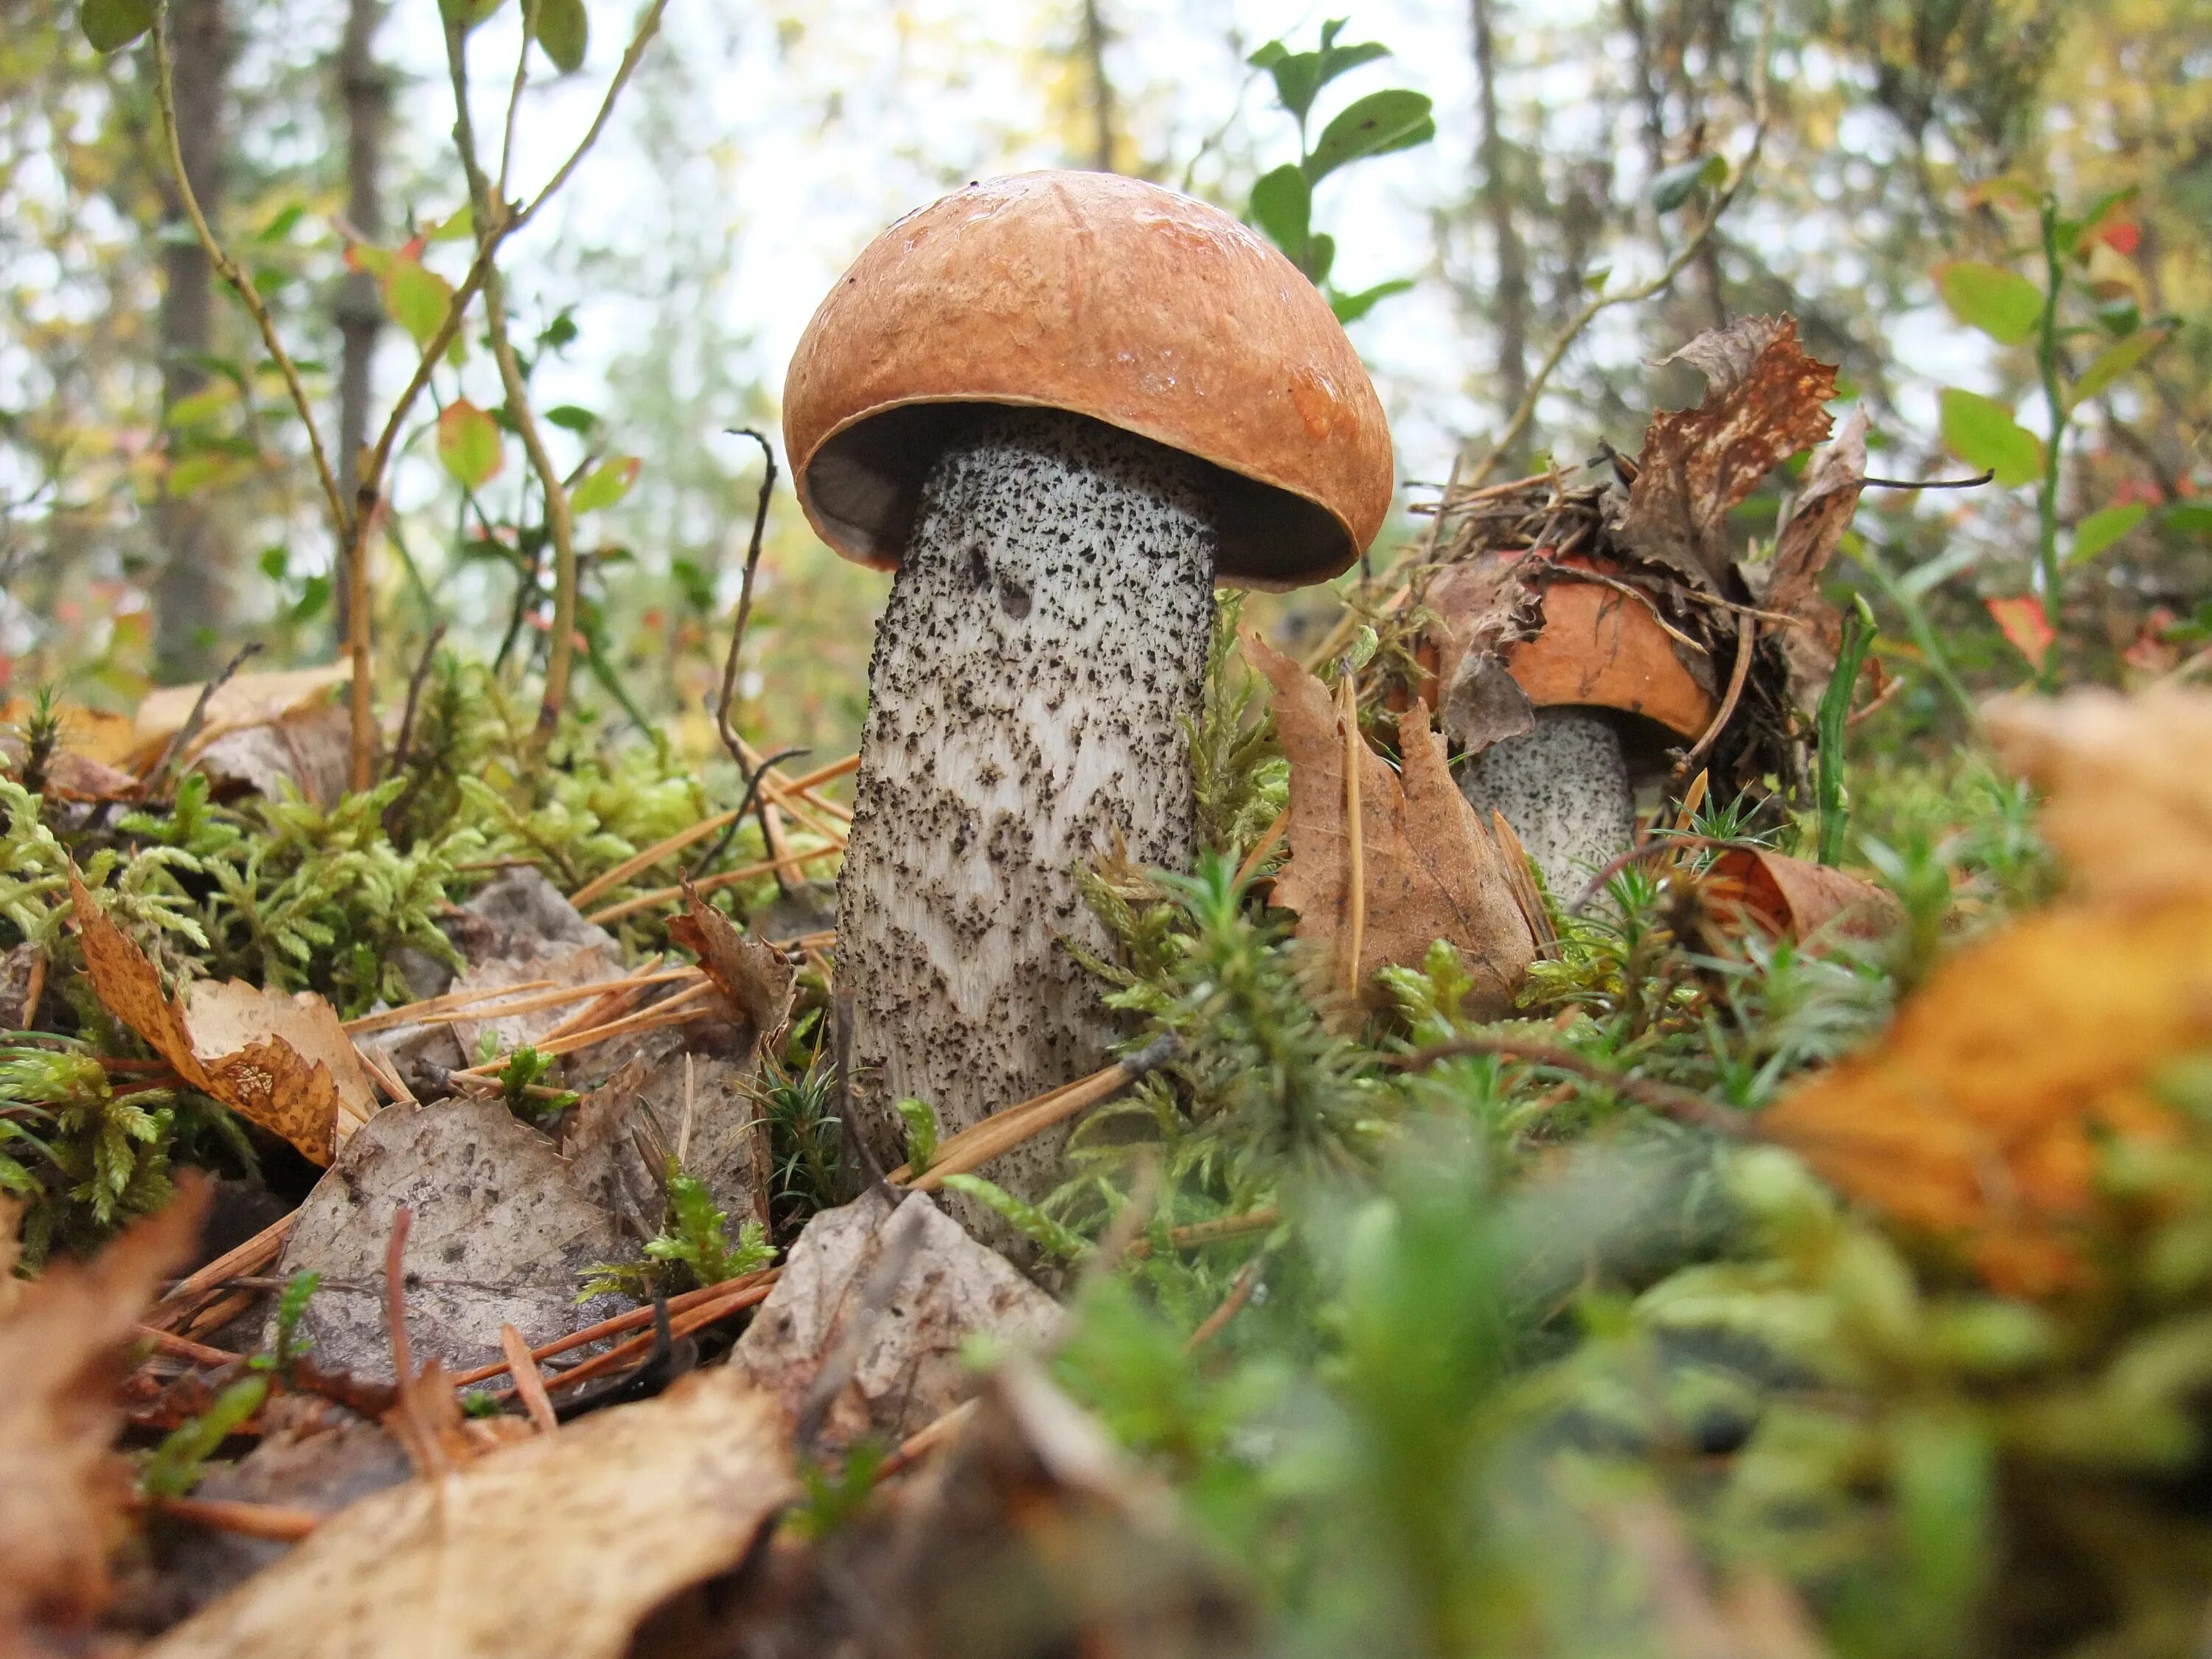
[782,170,1396,591]
[1503,574,1717,740]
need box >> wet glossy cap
[782,170,1395,591]
[1506,574,1717,741]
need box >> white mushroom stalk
[838,409,1216,1196]
[1456,709,1636,900]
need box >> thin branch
[512,0,672,230]
[1671,611,1755,782]
[1394,1035,1747,1134]
[147,1,347,538]
[144,641,261,795]
[712,429,779,765]
[386,623,447,780]
[1465,0,1780,490]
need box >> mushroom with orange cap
[1422,552,1718,897]
[783,169,1393,1203]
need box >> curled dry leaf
[0,1178,207,1652]
[145,1373,795,1659]
[1615,316,1840,592]
[71,875,372,1164]
[667,883,796,1048]
[1247,632,1536,1017]
[1708,847,1900,945]
[189,700,352,809]
[1764,406,1874,717]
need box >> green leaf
[1329,276,1414,324]
[1249,164,1311,265]
[2167,504,2212,536]
[535,0,587,72]
[1936,261,2045,345]
[1319,38,1389,86]
[167,450,257,497]
[437,400,504,491]
[544,403,599,435]
[1650,153,1725,214]
[1251,44,1324,125]
[441,0,509,27]
[569,456,640,515]
[382,257,454,351]
[1305,232,1336,285]
[81,0,154,52]
[2070,327,2168,405]
[427,204,476,243]
[254,203,306,244]
[1304,88,1435,183]
[2068,503,2148,565]
[165,383,237,431]
[1938,389,2044,487]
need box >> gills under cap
[781,170,1396,591]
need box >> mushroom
[782,170,1392,1204]
[1435,557,1717,898]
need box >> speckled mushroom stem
[1456,708,1635,900]
[838,408,1217,1208]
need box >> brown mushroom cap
[782,170,1395,591]
[1504,574,1717,740]
[1413,553,1718,745]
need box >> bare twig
[149,1211,299,1331]
[1865,469,1994,491]
[1672,610,1755,782]
[386,623,448,781]
[1464,0,1780,490]
[143,641,262,795]
[712,429,779,765]
[688,745,808,882]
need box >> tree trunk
[1471,0,1531,469]
[333,0,389,649]
[1079,0,1117,172]
[837,410,1216,1219]
[149,0,236,684]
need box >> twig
[148,2,346,538]
[1127,1206,1282,1257]
[147,1495,320,1543]
[1565,832,1752,916]
[1183,1258,1262,1354]
[500,1322,558,1433]
[143,642,262,795]
[1394,1035,1747,1133]
[1671,611,1755,782]
[872,1398,978,1484]
[711,430,779,767]
[1865,469,1994,491]
[386,623,448,781]
[1464,0,1779,490]
[147,1209,298,1331]
[689,745,808,883]
[585,841,843,925]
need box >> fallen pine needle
[449,1267,782,1388]
[586,843,843,925]
[501,1323,560,1433]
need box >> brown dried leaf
[1761,898,2211,1295]
[731,1188,1063,1454]
[668,885,795,1048]
[70,877,361,1164]
[144,1372,795,1659]
[0,1180,207,1649]
[126,665,350,775]
[1248,633,1536,1015]
[190,700,352,809]
[1618,316,1840,591]
[1985,686,2212,908]
[1708,847,1900,944]
[0,700,138,771]
[1417,554,1544,754]
[1766,407,1871,715]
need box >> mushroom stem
[1456,708,1635,900]
[838,408,1217,1211]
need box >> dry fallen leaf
[145,1371,795,1659]
[277,1097,630,1382]
[668,884,796,1048]
[0,699,138,771]
[1761,899,2206,1295]
[71,876,372,1164]
[1708,847,1900,945]
[1248,632,1536,1017]
[1984,686,2212,909]
[1616,316,1840,592]
[189,700,352,808]
[126,665,350,775]
[1764,407,1872,716]
[732,1188,1063,1454]
[0,1179,207,1655]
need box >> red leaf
[1986,596,2056,670]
